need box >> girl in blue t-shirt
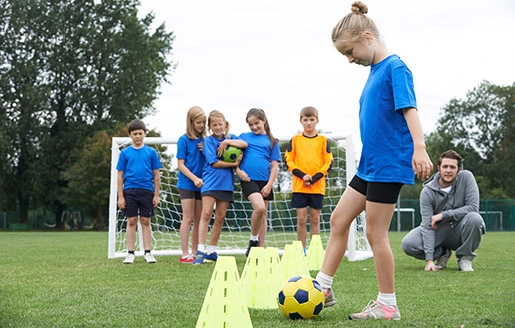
[177,106,206,263]
[313,2,433,320]
[193,110,248,264]
[237,108,281,257]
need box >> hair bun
[351,1,368,15]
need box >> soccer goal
[108,134,373,261]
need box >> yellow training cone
[240,247,277,309]
[281,244,310,282]
[196,256,252,328]
[306,234,325,271]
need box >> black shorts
[123,188,155,217]
[349,175,403,204]
[201,190,234,202]
[240,180,274,201]
[179,189,202,200]
[291,193,324,209]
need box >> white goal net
[108,134,372,261]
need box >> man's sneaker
[458,255,474,272]
[435,248,452,270]
[179,255,194,263]
[193,250,205,265]
[123,253,135,264]
[323,288,336,307]
[144,253,157,263]
[245,240,259,257]
[349,301,401,320]
[204,251,218,262]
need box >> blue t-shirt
[176,133,205,191]
[239,132,281,181]
[358,54,416,185]
[116,145,162,192]
[201,134,240,193]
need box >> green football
[220,146,242,163]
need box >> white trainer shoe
[123,253,135,264]
[458,255,474,272]
[144,253,157,263]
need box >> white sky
[139,0,515,155]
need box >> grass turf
[0,231,514,327]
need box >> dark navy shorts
[201,190,234,202]
[349,175,403,204]
[240,180,274,201]
[123,188,155,217]
[291,193,324,209]
[179,188,202,200]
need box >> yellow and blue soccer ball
[220,146,242,163]
[277,276,325,320]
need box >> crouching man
[401,150,485,272]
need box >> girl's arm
[403,107,433,180]
[178,159,203,188]
[261,160,279,197]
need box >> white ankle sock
[207,245,216,253]
[377,292,397,307]
[315,272,333,289]
[197,244,205,252]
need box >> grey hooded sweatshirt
[419,170,480,260]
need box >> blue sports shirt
[116,145,162,192]
[239,132,281,181]
[177,133,205,191]
[358,54,417,185]
[201,134,240,193]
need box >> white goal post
[108,134,372,261]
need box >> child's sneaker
[349,301,401,320]
[144,253,157,263]
[323,288,336,307]
[123,253,135,264]
[179,255,194,263]
[193,250,205,265]
[245,240,259,257]
[203,251,218,262]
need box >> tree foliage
[426,80,515,198]
[0,0,174,222]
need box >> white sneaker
[458,255,474,272]
[123,253,135,264]
[144,253,157,263]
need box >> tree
[0,0,175,222]
[429,80,515,198]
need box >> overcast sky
[138,0,515,155]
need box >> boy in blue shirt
[116,120,162,264]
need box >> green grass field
[1,231,514,327]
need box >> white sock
[377,292,397,307]
[197,244,205,252]
[250,235,259,241]
[315,272,333,289]
[207,245,217,254]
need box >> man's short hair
[128,119,146,133]
[438,150,462,168]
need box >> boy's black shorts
[123,188,155,217]
[291,193,324,209]
[349,175,403,204]
[240,180,274,200]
